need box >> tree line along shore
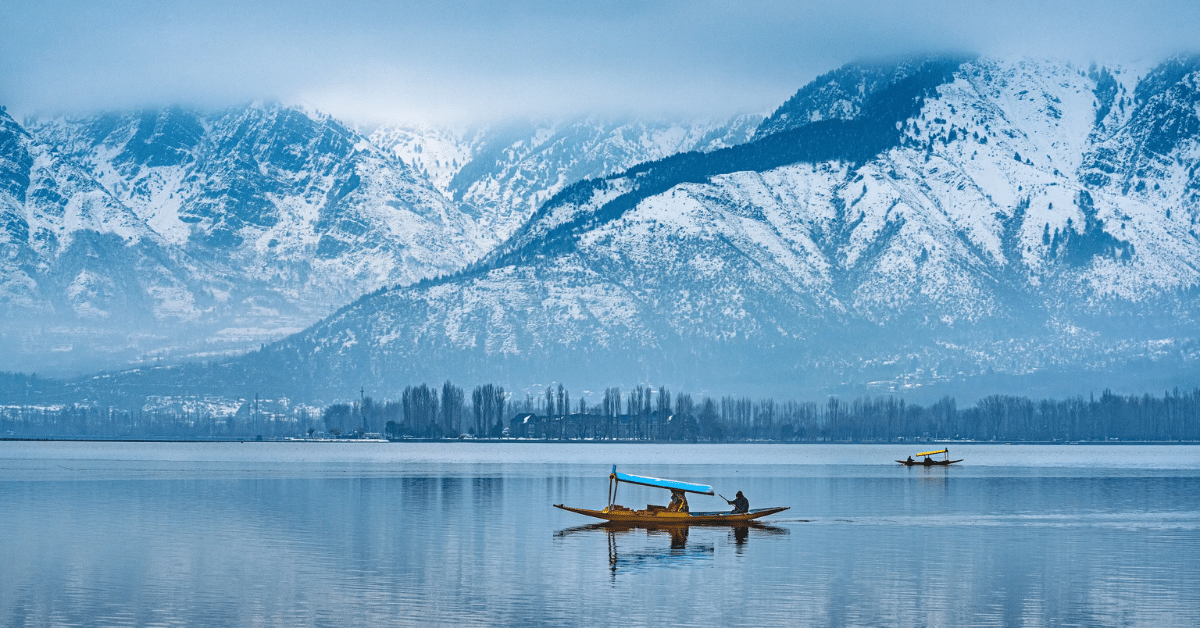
[3,382,1200,443]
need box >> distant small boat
[897,448,963,466]
[554,466,789,524]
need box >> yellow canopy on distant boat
[915,449,948,457]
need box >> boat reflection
[555,521,789,577]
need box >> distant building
[508,413,537,438]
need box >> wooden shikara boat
[554,503,790,524]
[554,466,789,525]
[896,448,963,466]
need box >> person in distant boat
[726,490,749,514]
[667,489,689,513]
[906,456,914,464]
[923,456,933,466]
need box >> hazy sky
[3,0,1199,125]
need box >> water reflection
[556,522,789,577]
[907,464,952,487]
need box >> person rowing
[723,490,749,514]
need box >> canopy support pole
[608,468,617,507]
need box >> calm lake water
[2,442,1199,627]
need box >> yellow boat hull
[554,503,789,524]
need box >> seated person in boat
[667,489,689,513]
[726,490,749,514]
[907,456,914,464]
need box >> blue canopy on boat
[611,465,714,495]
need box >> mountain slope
[369,116,762,247]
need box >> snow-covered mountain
[1,104,483,373]
[368,117,761,245]
[1,107,217,373]
[229,55,1200,403]
[1,105,758,374]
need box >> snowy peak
[32,103,474,275]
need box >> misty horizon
[4,0,1200,125]
[4,51,1198,129]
